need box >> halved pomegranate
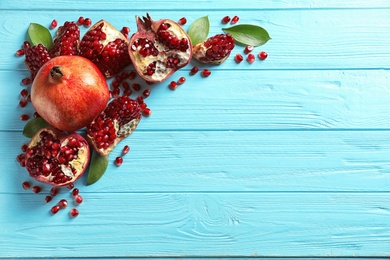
[128,13,192,83]
[193,33,235,64]
[25,127,90,187]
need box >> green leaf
[27,23,53,49]
[23,117,50,138]
[87,150,109,185]
[222,24,271,46]
[187,16,210,46]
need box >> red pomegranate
[31,55,110,132]
[193,33,235,64]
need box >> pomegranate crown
[136,13,154,31]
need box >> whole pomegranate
[25,127,90,187]
[193,33,235,64]
[31,55,110,132]
[128,14,192,83]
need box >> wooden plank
[3,69,390,131]
[1,8,390,71]
[3,130,390,193]
[1,192,389,257]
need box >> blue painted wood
[0,0,389,258]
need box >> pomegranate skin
[31,56,110,132]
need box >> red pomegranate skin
[31,56,110,132]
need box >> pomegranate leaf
[222,24,271,46]
[27,23,53,50]
[87,150,108,185]
[22,117,50,138]
[188,16,209,46]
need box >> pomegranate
[49,21,80,57]
[79,19,130,78]
[25,127,90,187]
[86,96,143,156]
[31,55,110,132]
[128,13,192,83]
[193,33,235,64]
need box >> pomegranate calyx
[50,66,64,79]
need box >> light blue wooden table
[1,0,390,258]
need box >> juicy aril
[193,33,235,64]
[129,14,192,83]
[31,55,110,132]
[25,127,90,187]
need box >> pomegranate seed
[123,88,132,96]
[21,78,31,85]
[169,81,178,90]
[20,114,30,121]
[235,53,244,63]
[115,156,123,166]
[33,112,40,118]
[50,19,58,29]
[111,88,120,98]
[122,145,130,155]
[27,95,31,102]
[83,18,92,27]
[19,99,28,108]
[21,143,28,152]
[201,69,211,77]
[247,54,255,63]
[137,96,144,104]
[22,181,30,190]
[178,17,187,25]
[190,66,199,75]
[244,45,254,54]
[67,183,74,190]
[45,196,52,203]
[132,83,141,91]
[16,49,25,56]
[75,195,83,204]
[143,89,151,98]
[222,16,231,24]
[31,186,41,194]
[122,26,130,34]
[231,15,239,24]
[77,16,84,25]
[143,108,152,117]
[72,188,79,197]
[20,89,28,98]
[259,51,268,60]
[128,71,137,80]
[70,208,79,218]
[51,205,60,214]
[177,76,186,85]
[50,187,59,196]
[58,199,68,208]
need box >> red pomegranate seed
[122,145,130,155]
[231,15,239,24]
[22,181,30,190]
[51,205,60,214]
[235,53,244,63]
[58,199,68,208]
[201,69,211,77]
[20,89,28,98]
[177,76,186,85]
[123,88,132,96]
[16,49,25,56]
[190,66,199,75]
[27,95,31,102]
[115,156,123,166]
[143,89,151,98]
[222,16,231,24]
[72,188,79,197]
[259,51,268,60]
[21,143,28,152]
[169,81,178,90]
[132,83,141,91]
[70,208,79,218]
[83,18,92,27]
[20,114,30,121]
[67,183,74,190]
[50,19,58,29]
[247,54,255,64]
[178,17,187,25]
[111,88,120,98]
[77,16,84,25]
[128,71,137,80]
[75,195,83,204]
[21,78,31,85]
[32,186,41,193]
[50,187,59,196]
[122,26,130,34]
[143,108,152,117]
[137,96,144,104]
[33,112,40,118]
[45,196,52,203]
[19,99,28,108]
[244,45,254,54]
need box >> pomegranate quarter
[31,56,110,132]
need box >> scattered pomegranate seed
[178,17,187,25]
[128,71,137,80]
[244,45,254,54]
[70,208,79,218]
[222,16,231,24]
[58,199,68,208]
[50,187,59,196]
[20,114,30,121]
[75,195,83,204]
[22,181,30,190]
[247,54,255,64]
[115,156,123,166]
[51,205,60,214]
[20,89,28,98]
[177,76,186,85]
[190,66,199,75]
[136,96,144,104]
[21,78,31,85]
[45,196,52,203]
[77,16,84,25]
[111,88,120,98]
[122,145,130,155]
[132,83,141,91]
[123,88,132,96]
[169,81,178,90]
[19,99,28,108]
[143,108,152,117]
[16,49,25,56]
[143,89,151,98]
[231,15,239,24]
[235,53,244,63]
[27,95,31,102]
[111,80,120,89]
[50,19,58,29]
[31,186,41,194]
[122,81,130,90]
[72,188,79,197]
[259,51,268,60]
[33,112,40,118]
[121,26,130,34]
[83,18,92,27]
[67,183,75,190]
[201,69,211,77]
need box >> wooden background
[1,0,390,258]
